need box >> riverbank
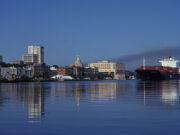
[0,79,126,83]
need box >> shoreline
[0,79,127,83]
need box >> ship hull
[136,69,180,80]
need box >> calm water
[0,80,180,135]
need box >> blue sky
[0,0,180,66]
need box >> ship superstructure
[159,57,179,68]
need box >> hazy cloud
[114,46,180,70]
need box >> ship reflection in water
[137,80,180,106]
[0,81,180,134]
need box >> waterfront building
[0,56,3,63]
[60,66,83,79]
[28,63,50,78]
[28,46,44,64]
[88,60,125,80]
[24,67,33,78]
[84,67,99,79]
[49,66,58,77]
[72,66,84,78]
[0,67,16,79]
[0,66,33,79]
[57,67,74,77]
[12,60,24,65]
[65,67,74,76]
[22,54,38,64]
[57,67,66,75]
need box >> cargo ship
[136,57,180,80]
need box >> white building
[28,46,44,64]
[159,57,179,68]
[22,54,38,64]
[0,66,33,79]
[88,60,125,80]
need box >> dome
[74,56,83,67]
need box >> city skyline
[1,0,180,66]
[1,1,180,134]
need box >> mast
[143,56,146,70]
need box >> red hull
[136,66,180,80]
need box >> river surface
[0,80,180,135]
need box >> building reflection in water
[137,80,180,106]
[0,80,179,121]
[50,82,85,106]
[20,83,45,121]
[73,83,85,106]
[89,82,125,103]
[0,83,45,122]
[50,81,125,105]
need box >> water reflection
[89,82,125,103]
[0,83,45,122]
[50,81,125,105]
[161,81,179,104]
[24,84,45,121]
[0,80,180,123]
[137,80,180,107]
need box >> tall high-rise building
[22,54,38,64]
[28,46,44,64]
